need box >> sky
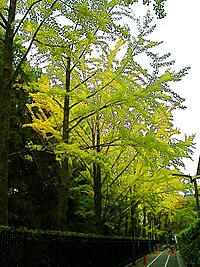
[132,0,200,175]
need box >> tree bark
[0,0,17,225]
[142,207,146,238]
[58,57,71,230]
[92,117,102,232]
[130,187,135,239]
[125,196,129,236]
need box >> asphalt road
[149,250,178,267]
[130,250,186,267]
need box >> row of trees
[0,0,197,238]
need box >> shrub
[177,219,200,267]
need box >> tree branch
[101,150,123,187]
[83,139,121,150]
[52,97,64,110]
[111,150,123,170]
[70,46,87,73]
[0,12,7,27]
[13,0,42,37]
[70,71,98,93]
[72,122,93,148]
[85,57,130,101]
[0,21,6,29]
[103,185,131,220]
[68,99,127,134]
[12,0,59,81]
[35,38,73,49]
[109,152,139,188]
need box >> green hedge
[177,219,200,267]
[0,225,129,240]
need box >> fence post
[132,241,136,264]
[22,232,28,267]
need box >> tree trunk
[92,117,102,232]
[58,157,70,230]
[125,197,129,236]
[0,0,17,225]
[129,188,134,239]
[58,57,70,230]
[93,162,102,231]
[142,207,146,238]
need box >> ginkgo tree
[24,8,195,235]
[0,0,169,226]
[24,0,139,230]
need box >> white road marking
[147,251,164,267]
[164,254,170,267]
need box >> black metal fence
[0,229,155,266]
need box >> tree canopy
[0,0,198,239]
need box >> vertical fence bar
[0,228,157,266]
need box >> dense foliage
[178,219,200,266]
[0,0,198,242]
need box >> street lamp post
[194,155,200,218]
[172,173,200,218]
[193,177,200,218]
[172,156,200,218]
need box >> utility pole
[194,156,200,218]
